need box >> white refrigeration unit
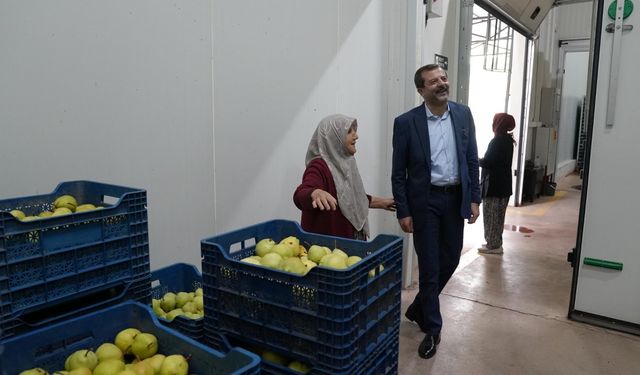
[569,0,640,334]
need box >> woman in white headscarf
[293,114,395,239]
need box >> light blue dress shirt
[426,104,459,186]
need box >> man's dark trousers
[409,188,464,336]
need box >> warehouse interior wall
[211,0,415,240]
[2,0,555,271]
[0,0,215,270]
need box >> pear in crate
[165,308,185,322]
[10,209,25,220]
[130,361,154,375]
[346,256,362,267]
[75,204,96,213]
[114,328,141,354]
[19,369,48,375]
[159,354,189,375]
[54,195,78,211]
[65,349,98,371]
[96,342,124,362]
[174,292,192,308]
[131,332,158,360]
[142,354,166,374]
[288,360,311,374]
[255,238,276,257]
[151,299,167,318]
[160,292,177,312]
[282,257,307,275]
[92,359,125,375]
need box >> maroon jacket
[293,158,370,239]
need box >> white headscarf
[305,114,369,237]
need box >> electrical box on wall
[425,0,443,18]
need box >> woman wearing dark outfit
[293,114,395,239]
[478,113,516,254]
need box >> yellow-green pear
[130,360,154,375]
[75,204,96,213]
[114,328,141,354]
[288,360,311,374]
[321,254,347,270]
[160,292,176,312]
[39,211,53,217]
[68,369,92,375]
[255,238,276,257]
[52,207,73,216]
[195,287,203,296]
[271,243,295,259]
[65,349,98,371]
[159,354,188,375]
[165,308,184,322]
[19,369,48,375]
[54,195,78,211]
[96,342,124,362]
[22,216,39,221]
[282,257,307,275]
[175,292,191,308]
[332,248,348,259]
[346,256,362,267]
[261,252,283,269]
[93,359,125,375]
[307,245,326,264]
[131,333,158,360]
[10,209,25,220]
[261,350,288,366]
[143,354,165,374]
[193,295,204,310]
[241,256,262,265]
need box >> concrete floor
[398,174,640,374]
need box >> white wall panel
[0,0,214,270]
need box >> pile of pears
[9,194,102,222]
[151,288,204,322]
[261,349,310,374]
[240,236,363,275]
[19,328,190,375]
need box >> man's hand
[468,202,480,224]
[370,196,396,211]
[398,216,413,233]
[310,189,337,210]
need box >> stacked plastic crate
[150,262,204,340]
[0,181,151,340]
[201,220,402,375]
[0,301,260,375]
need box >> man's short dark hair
[414,64,446,88]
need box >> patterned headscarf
[305,114,369,237]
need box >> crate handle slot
[16,282,129,327]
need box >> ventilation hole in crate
[229,241,243,253]
[6,235,40,261]
[291,285,316,310]
[244,237,256,248]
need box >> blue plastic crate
[150,263,204,340]
[201,219,402,373]
[0,301,260,375]
[0,181,151,340]
[213,325,399,375]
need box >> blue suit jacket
[391,102,481,219]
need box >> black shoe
[418,334,437,359]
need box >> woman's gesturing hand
[311,189,338,211]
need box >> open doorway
[467,4,531,207]
[555,40,590,182]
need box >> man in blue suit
[391,64,481,359]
